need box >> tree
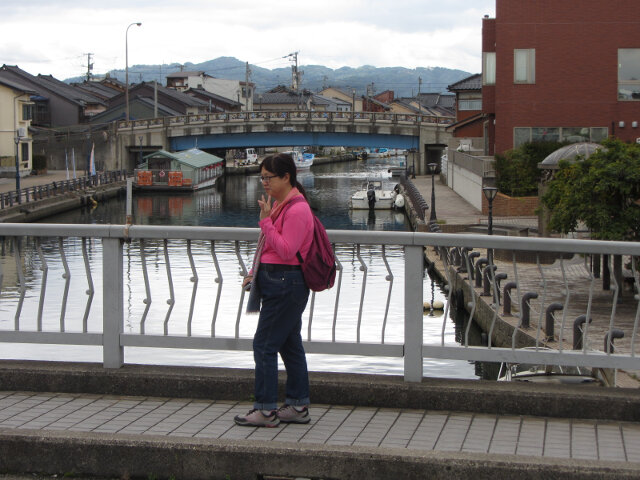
[541,139,640,241]
[495,141,565,197]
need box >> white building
[166,71,254,111]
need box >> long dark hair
[261,153,308,199]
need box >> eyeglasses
[260,174,279,183]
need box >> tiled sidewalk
[1,390,639,463]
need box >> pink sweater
[258,198,313,265]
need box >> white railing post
[404,245,423,382]
[103,237,124,368]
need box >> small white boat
[497,347,609,386]
[285,150,314,169]
[350,180,404,210]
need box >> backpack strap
[280,195,308,264]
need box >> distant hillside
[67,57,472,97]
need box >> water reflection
[0,159,480,379]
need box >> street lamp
[483,186,498,264]
[428,162,438,223]
[125,22,142,122]
[14,129,24,204]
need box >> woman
[234,153,313,428]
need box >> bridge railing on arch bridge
[116,110,452,132]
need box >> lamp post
[428,162,438,223]
[14,129,23,204]
[125,22,142,122]
[483,186,498,264]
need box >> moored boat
[497,347,610,386]
[350,180,404,210]
[135,148,224,191]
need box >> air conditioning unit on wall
[17,127,27,138]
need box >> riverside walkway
[1,362,640,479]
[1,171,640,479]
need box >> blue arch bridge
[115,110,452,173]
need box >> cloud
[0,0,495,80]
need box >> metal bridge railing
[0,170,127,210]
[0,224,639,383]
[116,110,454,132]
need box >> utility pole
[244,61,252,111]
[85,53,94,82]
[284,51,301,92]
[418,76,422,114]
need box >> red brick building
[483,0,640,155]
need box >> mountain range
[69,57,473,97]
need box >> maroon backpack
[286,196,337,291]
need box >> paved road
[0,171,73,195]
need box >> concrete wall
[33,125,120,173]
[446,160,484,210]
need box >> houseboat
[135,148,224,191]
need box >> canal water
[0,158,481,379]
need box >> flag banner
[65,149,69,180]
[89,143,96,176]
[71,148,77,179]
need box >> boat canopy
[143,148,224,169]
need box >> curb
[0,428,639,480]
[1,361,639,421]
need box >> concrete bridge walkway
[0,362,639,479]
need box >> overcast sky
[0,0,495,81]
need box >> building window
[514,49,535,84]
[458,99,482,110]
[590,127,608,142]
[22,104,33,121]
[514,127,608,148]
[532,127,560,143]
[21,142,29,166]
[483,52,496,85]
[562,127,590,143]
[514,128,532,147]
[618,48,640,100]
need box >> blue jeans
[253,268,310,411]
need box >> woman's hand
[258,194,272,220]
[242,275,253,290]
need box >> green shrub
[495,141,566,197]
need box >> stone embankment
[404,174,639,387]
[0,172,125,223]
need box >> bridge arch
[117,111,451,174]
